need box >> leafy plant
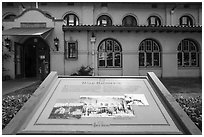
[2,53,11,61]
[71,66,93,76]
[2,94,31,129]
[176,96,202,131]
[2,82,41,129]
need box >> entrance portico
[2,8,56,79]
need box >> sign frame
[2,72,201,135]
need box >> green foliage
[71,66,93,76]
[176,96,202,131]
[2,53,11,61]
[2,94,31,129]
[2,82,41,129]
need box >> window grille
[139,39,161,67]
[179,16,193,26]
[98,39,122,68]
[147,16,161,26]
[177,39,199,67]
[97,15,112,26]
[63,14,79,26]
[65,41,78,59]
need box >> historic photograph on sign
[124,94,149,106]
[49,94,148,119]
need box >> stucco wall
[2,2,202,78]
[63,31,90,75]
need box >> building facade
[2,2,202,79]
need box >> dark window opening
[97,15,112,26]
[179,16,193,26]
[122,15,137,26]
[147,16,161,26]
[63,14,79,26]
[65,41,78,59]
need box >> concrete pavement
[2,78,39,96]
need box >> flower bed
[2,94,32,129]
[175,96,202,131]
[2,82,41,129]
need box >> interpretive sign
[49,94,148,119]
[20,76,180,134]
[3,72,201,135]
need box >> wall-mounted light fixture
[90,32,96,43]
[54,37,59,51]
[5,37,11,51]
[170,6,176,14]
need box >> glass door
[14,42,24,78]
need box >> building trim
[62,25,201,33]
[15,8,55,20]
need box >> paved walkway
[2,78,39,96]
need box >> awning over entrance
[2,27,53,39]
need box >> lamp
[54,37,59,51]
[171,6,176,14]
[5,37,11,51]
[90,32,96,43]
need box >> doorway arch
[23,37,50,78]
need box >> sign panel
[21,77,182,134]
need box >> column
[90,36,96,76]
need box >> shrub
[71,66,93,76]
[2,82,41,129]
[176,96,202,131]
[2,94,31,129]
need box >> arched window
[147,16,161,26]
[179,15,193,26]
[122,15,137,26]
[97,15,112,26]
[3,13,16,20]
[63,13,79,26]
[98,39,122,68]
[177,39,199,67]
[139,39,161,67]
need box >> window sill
[178,67,200,70]
[139,67,162,70]
[98,67,122,70]
[65,58,78,61]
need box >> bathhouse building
[2,2,202,79]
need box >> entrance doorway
[24,42,37,77]
[15,37,50,79]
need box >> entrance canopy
[3,27,53,39]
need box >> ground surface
[160,77,202,97]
